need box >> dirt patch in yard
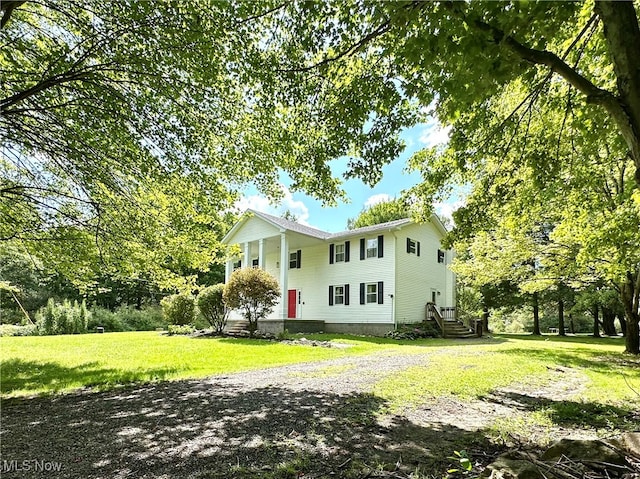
[1,347,634,478]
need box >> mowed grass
[0,331,391,397]
[2,330,640,421]
[372,334,640,414]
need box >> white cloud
[434,199,464,225]
[419,120,451,147]
[234,185,312,226]
[364,193,392,208]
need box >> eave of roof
[224,209,447,243]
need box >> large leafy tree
[223,1,639,352]
[0,1,344,290]
[444,79,639,352]
[347,198,409,229]
[3,1,640,351]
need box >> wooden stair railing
[426,302,446,338]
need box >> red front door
[287,289,297,318]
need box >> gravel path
[0,345,602,478]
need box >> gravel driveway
[0,344,597,478]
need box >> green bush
[386,321,440,340]
[223,268,280,337]
[87,306,127,332]
[161,294,195,325]
[114,305,165,331]
[87,305,167,332]
[36,299,90,335]
[0,324,38,336]
[167,324,195,335]
[197,284,228,334]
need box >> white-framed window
[437,249,445,263]
[289,251,298,269]
[366,283,378,303]
[334,285,345,305]
[329,284,350,306]
[366,238,378,258]
[252,258,259,267]
[233,260,242,271]
[335,243,345,262]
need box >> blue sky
[235,118,462,232]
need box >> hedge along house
[222,209,456,336]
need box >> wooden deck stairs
[426,303,477,339]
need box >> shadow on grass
[497,347,640,375]
[493,333,627,348]
[303,333,507,347]
[1,379,503,478]
[0,359,177,395]
[484,390,639,431]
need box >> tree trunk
[595,1,640,186]
[620,270,640,354]
[592,304,601,338]
[558,299,565,336]
[532,292,541,335]
[619,314,627,337]
[626,319,640,355]
[601,307,617,336]
[482,303,490,333]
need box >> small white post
[258,238,265,269]
[279,233,288,319]
[243,242,251,267]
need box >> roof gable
[224,209,448,244]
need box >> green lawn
[0,331,410,397]
[2,331,640,415]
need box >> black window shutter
[359,283,365,304]
[360,238,365,260]
[406,237,411,253]
[329,244,334,264]
[344,284,350,305]
[377,281,384,304]
[329,286,334,306]
[417,241,421,257]
[296,249,301,268]
[345,241,350,262]
[378,235,384,258]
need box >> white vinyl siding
[394,223,455,324]
[225,213,454,327]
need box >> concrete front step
[225,320,250,333]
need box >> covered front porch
[223,214,325,322]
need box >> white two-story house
[222,209,456,336]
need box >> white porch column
[279,233,288,319]
[225,259,233,283]
[258,238,265,269]
[243,242,251,267]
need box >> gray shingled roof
[328,218,412,239]
[249,209,412,240]
[249,210,331,239]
